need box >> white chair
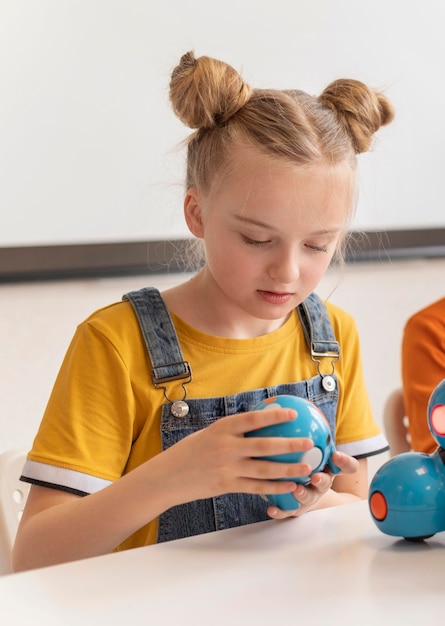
[0,448,30,574]
[383,388,411,457]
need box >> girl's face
[185,145,352,337]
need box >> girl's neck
[161,271,289,339]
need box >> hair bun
[169,50,252,130]
[319,79,395,153]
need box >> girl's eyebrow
[232,215,277,230]
[232,214,342,236]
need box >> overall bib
[123,287,340,543]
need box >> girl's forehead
[226,158,353,206]
[210,152,354,232]
[220,143,354,191]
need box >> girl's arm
[13,407,317,572]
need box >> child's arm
[12,407,316,572]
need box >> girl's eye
[242,235,270,247]
[305,243,328,253]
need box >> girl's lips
[257,290,294,305]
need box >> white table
[0,500,443,625]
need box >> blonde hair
[169,51,394,265]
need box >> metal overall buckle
[151,361,193,418]
[311,341,340,392]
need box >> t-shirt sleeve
[22,318,137,495]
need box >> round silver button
[322,375,336,392]
[171,400,190,418]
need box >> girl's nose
[268,248,300,283]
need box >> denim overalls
[123,287,340,543]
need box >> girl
[13,51,393,571]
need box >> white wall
[2,0,445,246]
[2,257,445,474]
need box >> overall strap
[297,293,340,383]
[123,287,191,386]
[123,287,339,386]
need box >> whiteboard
[1,0,444,247]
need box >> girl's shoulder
[74,299,144,351]
[82,298,137,327]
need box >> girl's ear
[184,189,204,238]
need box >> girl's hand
[266,451,361,519]
[158,408,315,506]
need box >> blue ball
[245,395,338,510]
[369,451,445,539]
[369,378,445,540]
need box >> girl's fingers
[235,477,298,496]
[291,473,333,507]
[220,408,314,458]
[309,471,334,491]
[241,434,313,458]
[268,472,336,518]
[241,458,312,480]
[331,450,359,474]
[268,504,299,519]
[228,408,298,435]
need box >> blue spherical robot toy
[245,394,340,510]
[369,378,445,540]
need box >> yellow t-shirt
[23,294,386,550]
